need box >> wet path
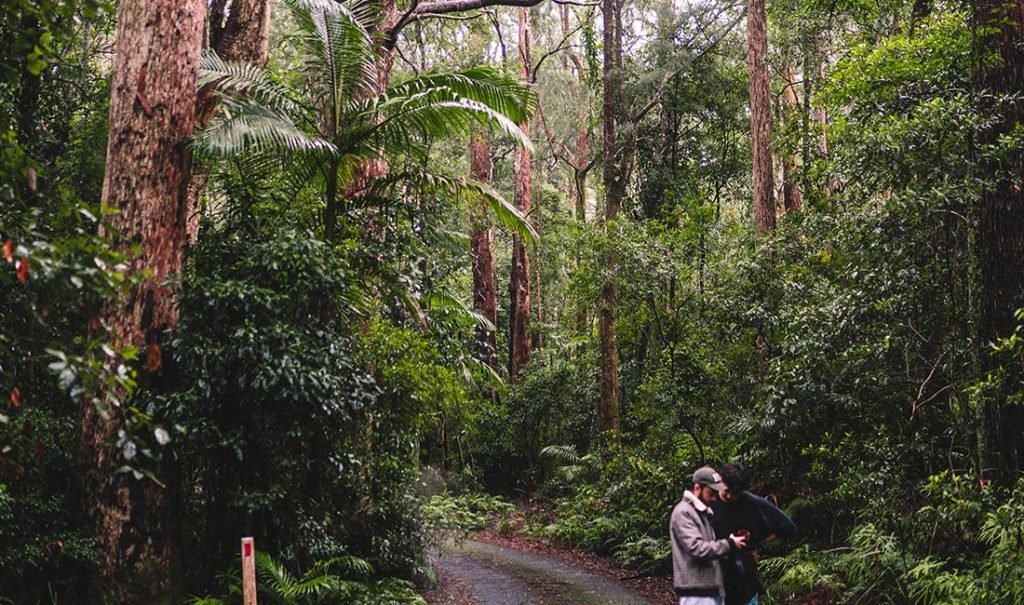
[433,540,655,605]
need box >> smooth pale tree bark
[781,63,803,213]
[975,0,1024,478]
[470,131,499,369]
[80,1,205,602]
[747,0,775,232]
[599,0,627,433]
[509,6,533,381]
[186,0,273,241]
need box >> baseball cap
[693,466,727,491]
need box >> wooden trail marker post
[242,537,257,605]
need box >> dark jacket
[710,492,796,605]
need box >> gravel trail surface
[432,540,656,605]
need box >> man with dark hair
[710,462,796,605]
[670,466,749,605]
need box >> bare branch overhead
[387,0,549,42]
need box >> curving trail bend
[432,540,656,605]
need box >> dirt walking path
[431,540,658,605]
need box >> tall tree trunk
[185,0,273,242]
[80,1,204,601]
[781,63,803,213]
[975,0,1024,478]
[574,126,591,220]
[470,132,498,369]
[748,0,775,232]
[599,0,625,433]
[509,6,533,382]
[533,192,544,350]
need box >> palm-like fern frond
[256,551,300,600]
[385,68,537,124]
[199,51,298,113]
[194,104,337,158]
[356,69,535,154]
[541,444,598,483]
[425,290,497,331]
[367,171,538,244]
[194,0,536,242]
[369,97,533,154]
[310,554,375,578]
[541,444,584,465]
[286,0,377,134]
[255,551,343,603]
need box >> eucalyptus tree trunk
[509,6,533,382]
[186,0,273,241]
[747,0,775,232]
[470,131,499,369]
[781,63,803,214]
[975,0,1024,478]
[599,0,626,433]
[80,1,204,601]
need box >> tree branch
[387,0,549,40]
[530,25,583,83]
[384,0,421,50]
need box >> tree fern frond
[541,444,583,465]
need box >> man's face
[695,484,719,504]
[719,488,738,503]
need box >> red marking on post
[244,542,252,557]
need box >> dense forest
[2,0,1023,602]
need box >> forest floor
[422,530,672,604]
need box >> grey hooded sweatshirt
[670,490,734,598]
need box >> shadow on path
[433,540,655,605]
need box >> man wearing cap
[670,466,749,605]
